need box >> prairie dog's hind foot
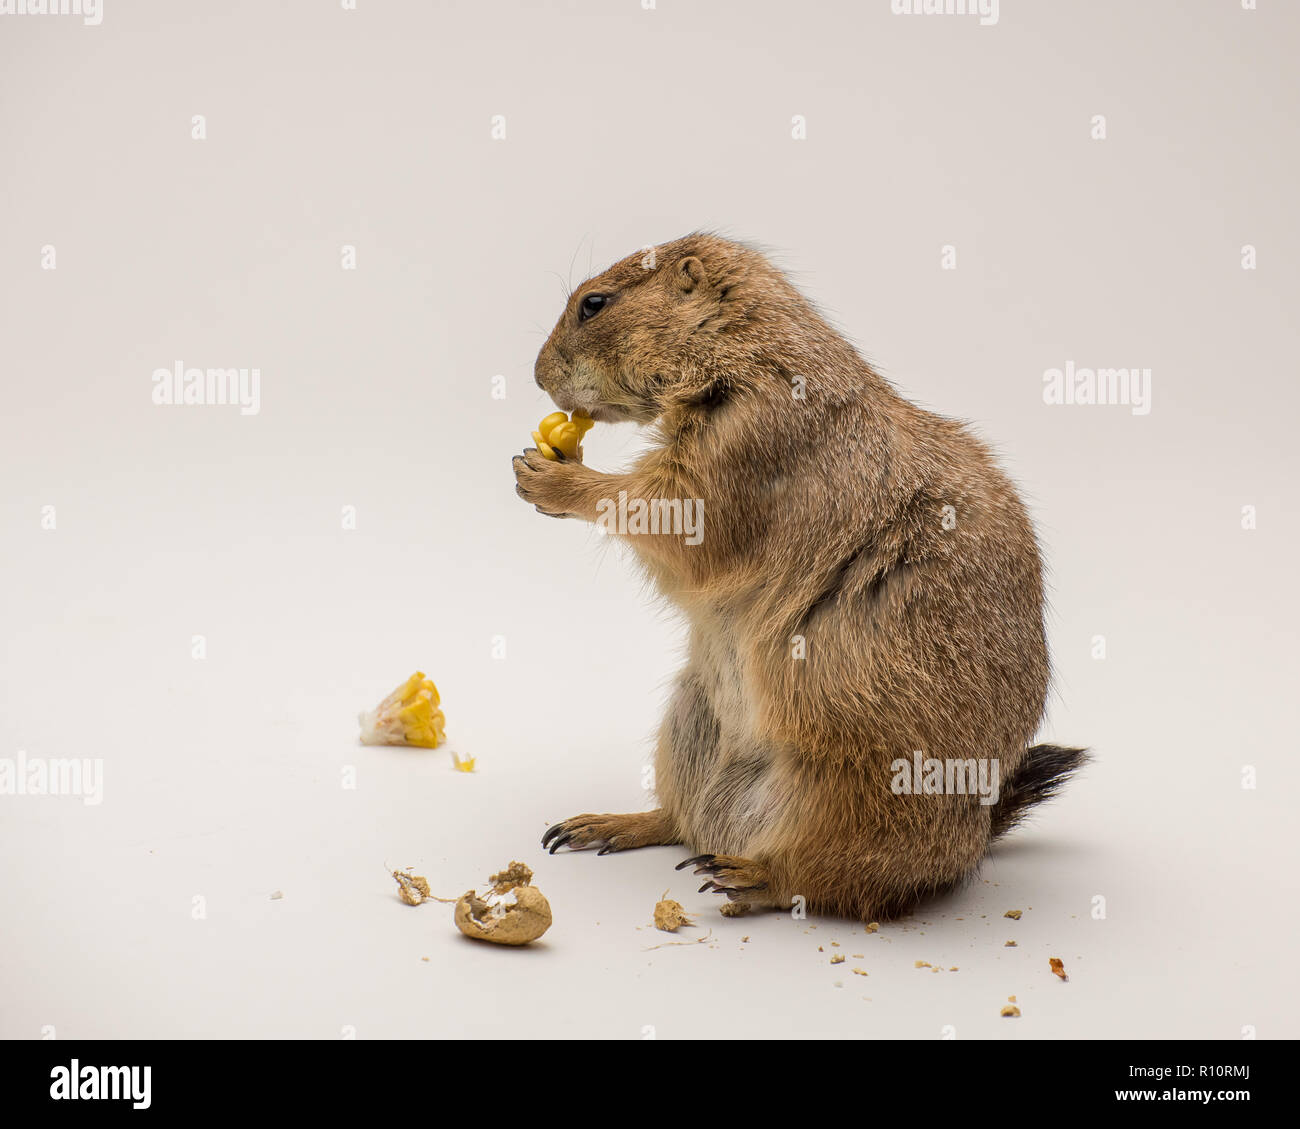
[542,808,678,855]
[676,853,776,913]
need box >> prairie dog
[514,234,1086,919]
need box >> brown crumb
[1049,957,1068,981]
[851,967,868,976]
[865,922,880,933]
[1008,995,1017,1002]
[949,966,958,972]
[741,936,749,943]
[487,861,533,895]
[420,956,429,962]
[1000,1005,1021,1018]
[851,954,864,959]
[914,960,931,968]
[1004,909,1022,920]
[830,954,845,964]
[653,892,694,933]
[392,869,433,906]
[1004,940,1017,947]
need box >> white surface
[2,0,1298,1039]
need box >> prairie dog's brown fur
[515,234,1086,920]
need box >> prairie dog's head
[534,234,783,423]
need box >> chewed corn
[531,409,594,461]
[358,671,446,749]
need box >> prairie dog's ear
[675,255,706,293]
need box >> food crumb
[488,861,533,895]
[653,892,694,933]
[852,967,868,976]
[865,922,880,933]
[1004,909,1022,920]
[830,954,845,964]
[914,960,931,968]
[270,890,283,901]
[1000,1005,1021,1018]
[1004,940,1017,947]
[1049,957,1068,981]
[851,954,864,959]
[392,869,433,906]
[1008,995,1017,1002]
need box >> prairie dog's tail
[990,744,1089,840]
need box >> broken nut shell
[454,883,553,946]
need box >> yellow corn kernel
[358,671,446,748]
[549,421,579,458]
[530,430,556,460]
[532,410,595,461]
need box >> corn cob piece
[532,409,595,461]
[358,671,446,748]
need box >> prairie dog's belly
[674,623,785,854]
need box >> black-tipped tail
[990,744,1089,840]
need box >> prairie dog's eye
[578,293,608,322]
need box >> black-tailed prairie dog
[514,233,1086,919]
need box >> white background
[1,0,1297,1039]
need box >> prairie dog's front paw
[512,447,588,518]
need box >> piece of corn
[532,409,594,461]
[358,671,446,748]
